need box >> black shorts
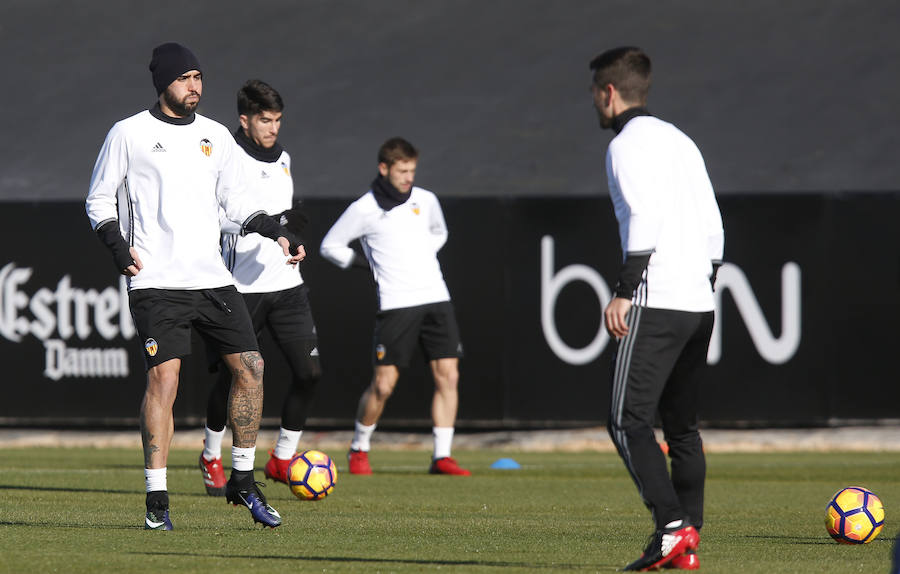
[244,284,317,342]
[128,286,258,371]
[204,284,318,371]
[373,301,463,367]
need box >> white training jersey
[220,147,303,293]
[86,108,262,290]
[320,186,450,311]
[606,115,725,312]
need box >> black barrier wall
[1,195,897,428]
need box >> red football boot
[623,524,699,571]
[348,449,373,475]
[198,451,226,497]
[263,450,292,484]
[429,456,471,476]
[664,549,700,570]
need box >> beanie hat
[149,42,202,95]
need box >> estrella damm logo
[375,344,386,361]
[281,161,289,176]
[144,338,158,357]
[199,138,213,157]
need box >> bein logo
[540,236,802,366]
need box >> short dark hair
[237,79,284,116]
[377,137,419,167]
[589,47,651,105]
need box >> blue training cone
[490,457,521,470]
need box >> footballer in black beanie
[149,42,202,95]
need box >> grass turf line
[0,448,897,573]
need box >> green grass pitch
[1,447,897,573]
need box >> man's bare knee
[227,351,264,388]
[240,351,264,379]
[431,359,459,389]
[145,361,180,404]
[371,379,395,401]
[371,368,399,401]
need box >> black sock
[230,469,254,485]
[146,490,168,510]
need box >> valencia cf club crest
[281,161,290,176]
[199,138,213,157]
[144,338,158,357]
[375,344,386,361]
[411,202,420,215]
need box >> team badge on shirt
[375,344,386,361]
[144,338,159,357]
[410,202,420,215]
[199,138,213,157]
[281,161,290,176]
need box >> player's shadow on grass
[0,519,144,531]
[0,482,227,499]
[0,483,136,495]
[744,534,891,545]
[133,550,598,570]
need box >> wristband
[243,212,304,255]
[95,220,134,271]
[710,260,723,291]
[614,251,652,299]
[273,200,309,237]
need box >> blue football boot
[225,477,282,528]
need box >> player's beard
[163,90,199,117]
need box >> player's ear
[239,114,250,131]
[602,84,615,106]
[378,162,389,177]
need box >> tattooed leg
[224,351,264,448]
[141,359,181,468]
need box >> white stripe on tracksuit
[610,271,649,504]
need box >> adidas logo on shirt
[310,347,319,357]
[261,170,270,179]
[152,142,166,152]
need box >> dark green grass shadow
[0,519,143,530]
[743,534,892,546]
[0,483,136,495]
[132,550,607,571]
[0,483,227,501]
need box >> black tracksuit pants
[608,305,714,531]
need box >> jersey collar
[149,102,196,125]
[371,174,412,211]
[233,127,284,163]
[612,107,652,134]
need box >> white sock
[231,446,256,472]
[350,420,376,452]
[274,428,303,460]
[145,467,167,492]
[433,426,454,459]
[203,427,226,461]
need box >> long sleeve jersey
[606,115,724,312]
[220,146,302,294]
[320,186,450,311]
[86,108,261,290]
